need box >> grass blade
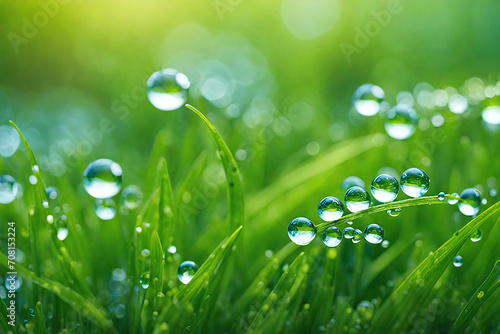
[32,301,47,334]
[451,259,500,333]
[150,230,164,309]
[159,157,175,247]
[184,104,244,233]
[370,200,500,333]
[0,296,16,333]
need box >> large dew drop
[288,217,317,245]
[321,226,343,247]
[470,229,482,242]
[458,188,481,216]
[178,261,198,284]
[343,227,355,239]
[453,255,463,267]
[384,104,419,140]
[364,224,384,244]
[345,186,371,213]
[318,196,344,222]
[147,69,190,111]
[122,185,143,210]
[352,84,385,116]
[400,168,430,198]
[0,175,19,204]
[370,174,399,203]
[352,229,363,244]
[83,159,122,199]
[95,198,117,220]
[140,272,150,289]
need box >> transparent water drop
[381,240,390,248]
[343,227,355,239]
[83,159,122,199]
[356,300,374,322]
[167,245,177,254]
[29,308,35,317]
[178,261,198,284]
[46,215,54,224]
[95,198,117,220]
[470,229,482,242]
[140,272,150,289]
[481,198,488,205]
[370,174,399,203]
[147,69,190,111]
[448,192,459,205]
[46,187,58,200]
[57,225,69,241]
[318,196,344,222]
[122,185,143,210]
[490,188,498,197]
[287,217,317,245]
[0,125,21,157]
[453,255,463,267]
[32,165,40,174]
[29,175,37,185]
[364,224,384,244]
[458,188,481,216]
[347,221,353,225]
[437,192,446,201]
[345,186,371,212]
[400,168,430,197]
[387,208,401,217]
[352,229,363,244]
[0,175,19,204]
[341,176,365,191]
[4,274,23,291]
[352,84,385,116]
[384,105,419,140]
[141,249,150,257]
[321,226,343,247]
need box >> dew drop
[470,229,482,242]
[341,176,365,191]
[453,255,463,267]
[29,175,38,185]
[140,272,150,289]
[438,192,446,201]
[57,227,69,241]
[352,84,385,116]
[381,240,390,248]
[46,186,58,200]
[31,165,39,174]
[370,174,399,203]
[318,196,344,222]
[178,261,198,284]
[387,208,401,217]
[83,159,122,199]
[384,104,419,140]
[400,168,430,198]
[46,215,54,224]
[490,189,498,197]
[448,192,459,205]
[4,274,23,291]
[0,125,21,157]
[0,175,19,204]
[141,249,150,257]
[343,227,355,239]
[94,198,117,220]
[356,300,374,322]
[287,217,317,245]
[364,224,384,244]
[345,186,371,212]
[458,188,481,216]
[121,185,143,210]
[481,198,487,205]
[147,69,190,111]
[352,229,363,244]
[347,221,353,225]
[321,226,343,247]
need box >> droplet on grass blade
[178,261,198,284]
[288,217,317,245]
[83,159,122,199]
[147,69,190,111]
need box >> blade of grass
[185,104,244,233]
[150,230,164,310]
[159,158,175,247]
[370,200,500,333]
[145,129,169,196]
[451,259,500,333]
[0,253,114,331]
[33,301,47,334]
[0,295,16,333]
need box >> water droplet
[477,291,484,299]
[147,69,190,111]
[4,274,23,291]
[167,245,177,254]
[352,84,385,116]
[345,186,371,212]
[0,125,21,157]
[470,229,482,242]
[178,261,198,284]
[448,192,459,205]
[83,159,122,199]
[288,217,317,245]
[46,215,54,224]
[135,227,142,233]
[141,249,150,257]
[489,188,498,197]
[0,175,19,204]
[343,227,355,239]
[341,176,365,191]
[318,196,344,222]
[400,168,430,197]
[387,208,401,217]
[29,175,38,185]
[453,255,463,267]
[438,192,446,201]
[57,227,69,241]
[321,226,343,247]
[370,174,399,203]
[140,272,150,289]
[364,224,384,244]
[356,300,374,321]
[458,188,481,216]
[381,240,390,248]
[384,104,419,140]
[121,185,143,210]
[347,221,353,225]
[46,186,59,201]
[95,198,117,220]
[481,198,487,205]
[352,229,363,244]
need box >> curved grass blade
[159,158,175,246]
[370,200,500,333]
[150,230,164,309]
[0,253,114,331]
[451,259,500,333]
[184,104,244,233]
[32,301,47,334]
[248,252,308,334]
[145,129,169,195]
[0,296,16,333]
